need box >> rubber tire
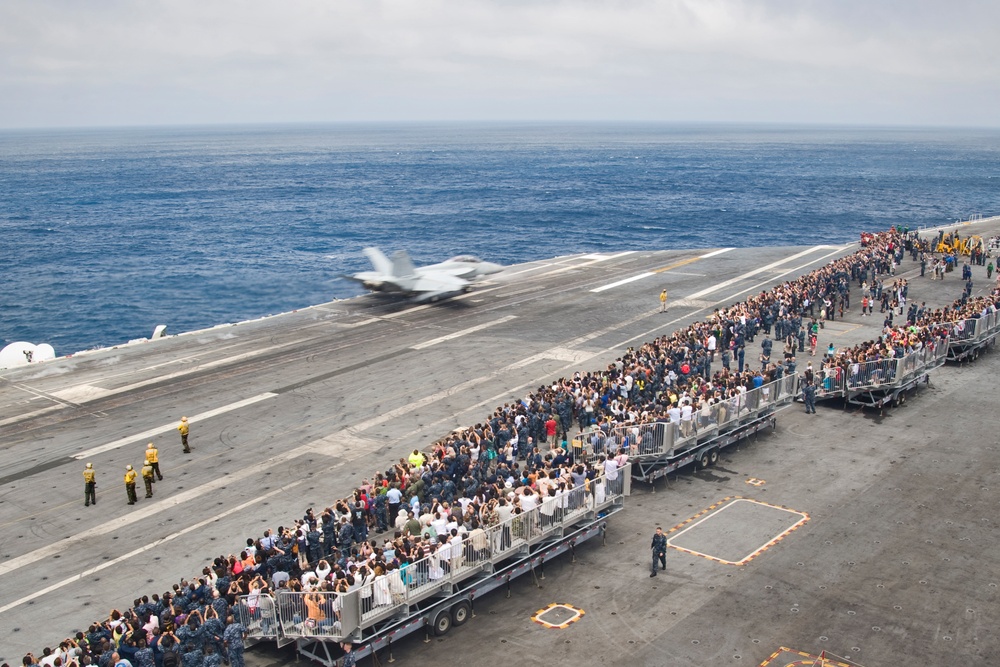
[708,449,719,466]
[699,452,711,469]
[451,600,471,627]
[433,608,452,636]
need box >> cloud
[0,0,997,127]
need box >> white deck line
[684,245,836,301]
[71,393,278,460]
[590,271,656,293]
[410,315,518,350]
[700,248,734,258]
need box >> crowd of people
[23,225,1000,667]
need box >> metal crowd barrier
[234,591,279,640]
[241,467,628,642]
[810,338,948,406]
[574,373,796,464]
[946,312,1000,361]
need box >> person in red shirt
[544,415,558,445]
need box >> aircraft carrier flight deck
[2,218,1000,666]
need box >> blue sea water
[2,123,998,355]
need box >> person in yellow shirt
[178,416,190,453]
[83,462,97,507]
[145,442,163,480]
[141,461,155,498]
[124,465,138,505]
[659,289,668,313]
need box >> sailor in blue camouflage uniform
[180,644,203,667]
[210,588,230,622]
[201,644,222,667]
[337,517,354,552]
[222,616,248,667]
[202,606,227,659]
[176,612,206,655]
[133,639,155,667]
[307,526,322,564]
[373,492,388,533]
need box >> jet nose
[480,262,504,275]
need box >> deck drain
[752,639,760,644]
[893,606,902,610]
[872,627,881,632]
[944,636,953,642]
[876,584,884,589]
[765,585,773,590]
[819,636,828,641]
[847,611,856,616]
[852,647,861,653]
[692,640,700,645]
[790,608,799,613]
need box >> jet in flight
[345,248,504,302]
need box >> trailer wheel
[699,452,711,469]
[433,608,453,636]
[451,600,471,626]
[708,449,719,466]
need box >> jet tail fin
[363,247,394,276]
[391,250,417,278]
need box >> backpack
[162,652,179,667]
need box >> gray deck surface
[2,218,999,666]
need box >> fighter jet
[345,248,504,302]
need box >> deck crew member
[178,416,191,453]
[145,442,163,480]
[141,460,155,498]
[659,289,668,313]
[124,465,138,505]
[83,462,97,507]
[650,526,667,577]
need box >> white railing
[255,468,627,641]
[574,373,796,462]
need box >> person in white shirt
[680,401,694,437]
[519,487,538,513]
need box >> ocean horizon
[2,122,998,354]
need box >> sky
[1,0,998,129]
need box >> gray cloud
[0,0,997,127]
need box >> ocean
[2,123,998,355]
